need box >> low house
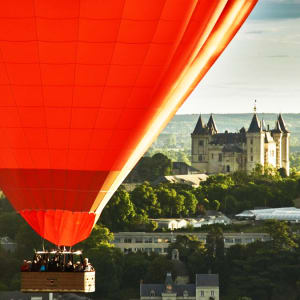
[150,219,189,230]
[140,273,219,300]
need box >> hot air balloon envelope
[0,0,258,245]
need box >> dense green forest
[1,160,300,298]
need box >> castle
[191,112,290,175]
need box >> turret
[278,114,290,175]
[246,113,265,172]
[191,114,213,173]
[271,119,282,168]
[207,114,218,134]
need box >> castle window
[251,156,253,162]
[226,165,230,172]
[211,290,215,296]
[219,154,222,162]
[250,139,253,145]
[198,155,203,161]
[199,140,204,146]
[200,290,204,296]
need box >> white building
[236,207,300,222]
[112,232,271,255]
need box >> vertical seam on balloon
[82,0,168,208]
[64,0,82,214]
[102,0,170,151]
[93,0,197,214]
[92,0,234,215]
[80,0,127,213]
[32,0,53,217]
[0,49,39,211]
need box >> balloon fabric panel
[0,0,258,246]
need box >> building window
[250,147,253,153]
[211,290,215,296]
[200,290,204,296]
[250,139,253,145]
[251,156,253,162]
[211,153,214,159]
[199,140,204,146]
[198,155,203,161]
[124,238,132,243]
[135,238,142,243]
[219,154,222,162]
[150,290,155,297]
[226,165,230,172]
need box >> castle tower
[191,115,214,173]
[278,114,290,175]
[246,112,265,172]
[272,119,282,169]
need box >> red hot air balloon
[0,0,258,246]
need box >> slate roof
[140,284,196,297]
[272,120,282,134]
[196,274,219,287]
[210,132,246,145]
[248,113,261,133]
[278,114,290,133]
[192,115,208,134]
[207,114,218,134]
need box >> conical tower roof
[278,113,289,133]
[207,114,218,134]
[272,119,282,134]
[248,113,261,133]
[192,114,206,134]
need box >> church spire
[278,113,289,133]
[207,114,218,134]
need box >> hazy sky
[178,0,300,114]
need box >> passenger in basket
[40,260,47,272]
[65,260,74,272]
[83,258,94,272]
[21,260,30,272]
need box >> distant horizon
[176,112,300,115]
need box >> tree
[264,220,298,251]
[168,234,206,263]
[80,224,114,251]
[131,182,161,217]
[155,186,184,217]
[144,255,175,283]
[101,186,136,231]
[180,190,197,216]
